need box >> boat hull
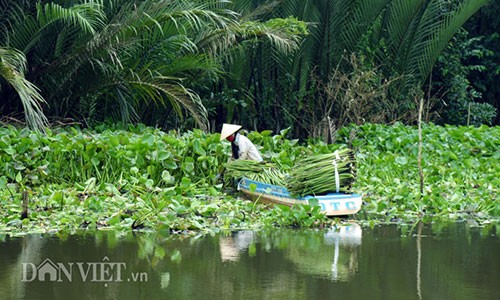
[237,178,362,216]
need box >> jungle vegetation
[0,0,498,135]
[0,1,499,234]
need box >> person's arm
[238,135,263,161]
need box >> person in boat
[220,123,263,162]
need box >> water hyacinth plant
[0,122,498,235]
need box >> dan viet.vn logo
[22,257,148,286]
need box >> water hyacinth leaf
[147,165,158,177]
[13,163,26,171]
[107,215,122,226]
[164,136,179,145]
[464,158,479,168]
[189,219,205,230]
[308,198,319,207]
[4,147,16,155]
[84,177,97,192]
[15,172,22,183]
[157,150,171,161]
[395,156,408,165]
[164,161,178,170]
[196,155,209,162]
[180,177,191,189]
[105,184,120,195]
[141,134,155,147]
[448,152,458,160]
[50,191,64,204]
[260,130,273,137]
[108,135,120,147]
[193,140,206,156]
[182,157,195,173]
[91,156,100,166]
[144,179,154,189]
[0,135,10,146]
[0,176,6,188]
[208,186,218,196]
[161,170,175,185]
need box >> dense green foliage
[1,0,498,135]
[0,0,305,130]
[352,123,499,223]
[430,29,497,126]
[0,123,498,235]
[209,0,496,135]
[464,0,500,124]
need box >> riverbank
[0,123,498,235]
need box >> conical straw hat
[220,123,242,141]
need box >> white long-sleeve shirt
[234,133,263,162]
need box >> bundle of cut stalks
[286,148,356,196]
[224,159,287,186]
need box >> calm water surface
[0,222,498,300]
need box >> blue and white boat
[237,178,362,216]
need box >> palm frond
[404,0,489,83]
[382,0,426,66]
[36,2,106,34]
[335,0,392,55]
[129,79,209,131]
[0,47,48,130]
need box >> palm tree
[1,0,304,131]
[225,0,489,134]
[12,0,233,130]
[0,1,48,130]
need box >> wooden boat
[237,178,362,216]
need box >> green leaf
[308,198,319,207]
[157,150,171,161]
[193,140,206,156]
[180,177,191,189]
[164,161,178,170]
[0,176,7,188]
[15,172,22,183]
[161,170,175,185]
[395,156,408,165]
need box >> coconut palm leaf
[236,0,489,130]
[0,1,48,130]
[0,47,48,130]
[401,0,488,83]
[7,2,105,53]
[32,0,237,129]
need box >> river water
[0,222,498,300]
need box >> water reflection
[0,222,499,300]
[218,224,362,282]
[283,224,362,282]
[325,223,362,281]
[219,231,255,262]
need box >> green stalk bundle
[286,148,356,196]
[224,160,287,186]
